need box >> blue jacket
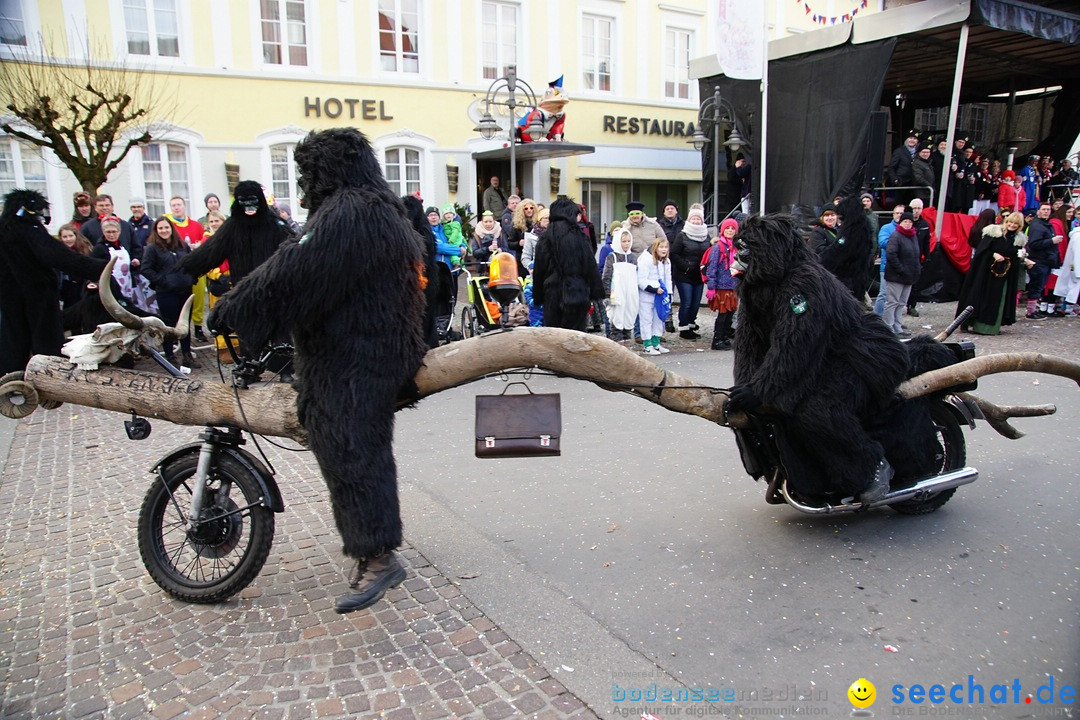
[877,220,897,271]
[431,223,460,270]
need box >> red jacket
[998,183,1025,213]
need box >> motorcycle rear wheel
[890,402,965,515]
[138,453,275,602]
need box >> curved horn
[162,295,194,341]
[98,257,146,331]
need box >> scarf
[683,222,709,241]
[896,225,916,237]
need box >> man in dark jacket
[657,200,684,244]
[905,198,933,317]
[885,131,919,204]
[1023,201,1063,318]
[81,194,141,265]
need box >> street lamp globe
[525,115,545,142]
[474,111,499,140]
[688,128,708,152]
[724,127,747,152]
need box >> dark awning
[471,142,595,162]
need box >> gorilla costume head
[231,181,274,220]
[1,188,51,229]
[294,128,389,215]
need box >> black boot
[182,351,202,369]
[858,458,894,505]
[335,552,407,614]
[679,329,701,340]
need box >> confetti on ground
[884,645,899,653]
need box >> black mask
[237,195,261,216]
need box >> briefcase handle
[499,381,535,396]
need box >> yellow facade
[2,0,880,231]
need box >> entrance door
[580,180,613,242]
[475,160,511,215]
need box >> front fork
[158,427,244,529]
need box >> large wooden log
[11,330,1080,441]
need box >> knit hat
[608,220,622,234]
[536,208,550,223]
[426,206,439,216]
[899,212,915,223]
[820,203,838,216]
[687,206,705,222]
[204,192,220,206]
[1001,170,1016,180]
[73,191,92,206]
[719,218,739,235]
[129,197,145,207]
[625,200,646,213]
[441,203,455,216]
[860,191,874,202]
[662,199,677,212]
[278,202,292,215]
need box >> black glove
[726,384,761,413]
[205,298,231,335]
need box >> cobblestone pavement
[0,395,599,720]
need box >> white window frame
[580,12,615,95]
[249,0,320,72]
[108,0,192,63]
[480,0,520,82]
[383,146,422,198]
[258,127,309,223]
[663,26,694,102]
[372,129,437,199]
[0,0,43,58]
[129,127,203,220]
[0,136,49,197]
[376,0,422,77]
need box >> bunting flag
[801,0,867,25]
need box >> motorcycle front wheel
[137,453,275,602]
[890,402,966,515]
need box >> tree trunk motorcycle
[2,264,1078,603]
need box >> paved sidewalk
[0,405,599,719]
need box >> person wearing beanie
[71,191,93,228]
[705,217,739,350]
[860,192,879,238]
[658,199,684,244]
[669,204,708,339]
[911,143,935,206]
[998,170,1024,214]
[808,203,840,257]
[883,212,921,337]
[128,197,153,250]
[198,193,222,226]
[439,202,467,270]
[277,201,302,235]
[621,200,666,255]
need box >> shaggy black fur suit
[401,194,443,349]
[207,129,429,561]
[0,189,107,374]
[729,214,909,499]
[178,180,294,287]
[531,197,605,330]
[819,195,875,301]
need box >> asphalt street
[397,304,1080,719]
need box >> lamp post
[688,86,748,227]
[473,65,545,199]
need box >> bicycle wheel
[137,452,275,602]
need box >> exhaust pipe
[781,467,979,514]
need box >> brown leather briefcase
[475,384,561,458]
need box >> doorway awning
[471,141,595,162]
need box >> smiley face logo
[848,678,876,708]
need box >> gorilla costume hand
[726,384,761,413]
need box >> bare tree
[0,37,168,194]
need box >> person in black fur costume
[725,213,909,503]
[1,189,108,374]
[178,180,294,289]
[819,194,875,302]
[207,129,428,613]
[531,197,605,330]
[401,194,443,348]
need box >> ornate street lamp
[688,86,750,226]
[473,65,545,197]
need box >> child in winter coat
[602,227,639,341]
[441,203,467,268]
[637,237,673,355]
[706,217,740,350]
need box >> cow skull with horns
[61,257,193,370]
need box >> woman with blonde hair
[508,197,538,272]
[955,211,1026,335]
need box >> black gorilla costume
[178,180,294,288]
[401,194,442,348]
[0,189,107,374]
[819,195,874,301]
[727,214,909,499]
[531,197,605,330]
[208,129,427,603]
